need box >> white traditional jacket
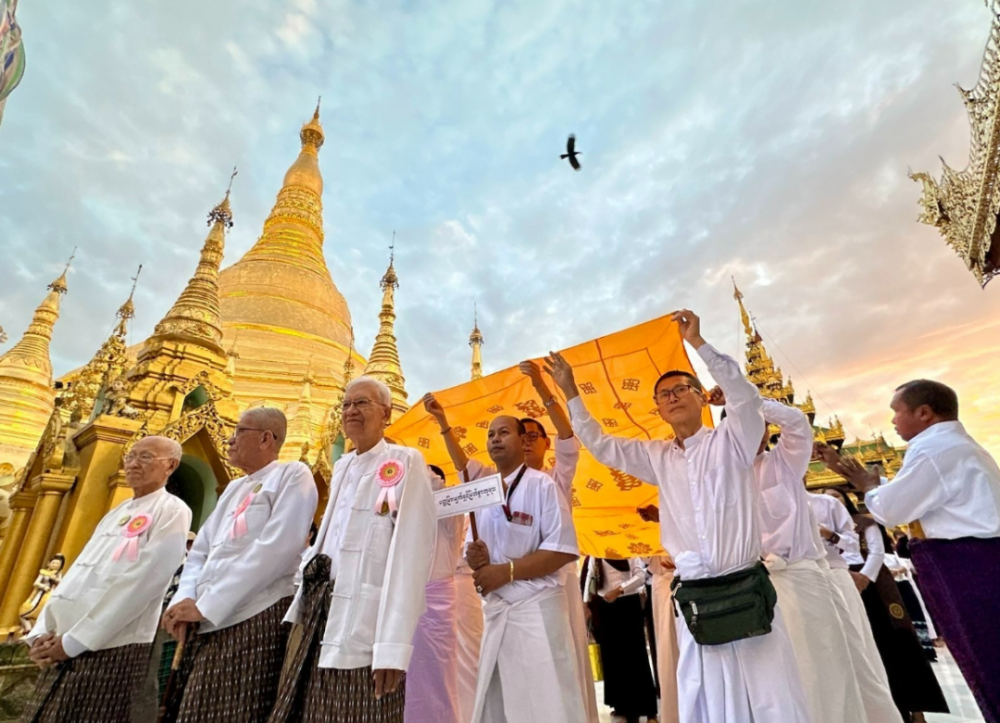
[286,439,437,671]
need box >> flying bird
[561,134,581,171]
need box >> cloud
[2,0,999,462]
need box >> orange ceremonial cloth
[386,314,713,559]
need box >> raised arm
[695,343,765,466]
[520,360,574,440]
[422,392,470,473]
[545,351,658,484]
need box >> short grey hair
[145,436,182,462]
[242,407,288,448]
[345,377,392,408]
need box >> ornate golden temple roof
[469,304,484,381]
[910,1,1000,287]
[61,267,140,422]
[218,104,360,413]
[0,256,71,468]
[362,244,409,420]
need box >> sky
[2,0,999,459]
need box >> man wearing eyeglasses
[268,377,436,723]
[546,310,811,723]
[22,436,191,723]
[161,407,318,723]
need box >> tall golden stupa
[0,106,411,635]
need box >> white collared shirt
[754,400,824,563]
[469,464,579,604]
[293,439,437,671]
[585,558,646,599]
[569,343,765,581]
[29,488,191,653]
[864,421,1000,539]
[807,493,861,571]
[171,460,318,632]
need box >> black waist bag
[670,562,777,646]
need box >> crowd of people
[17,309,1000,723]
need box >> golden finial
[208,167,237,229]
[732,276,743,301]
[470,304,485,381]
[48,248,76,295]
[381,233,399,290]
[300,99,325,152]
[0,326,6,345]
[117,264,142,322]
[342,326,356,384]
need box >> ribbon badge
[112,514,152,562]
[375,459,404,516]
[230,493,255,540]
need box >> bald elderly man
[162,408,318,723]
[22,436,192,723]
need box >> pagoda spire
[63,265,141,420]
[144,185,232,357]
[731,279,792,404]
[0,251,72,381]
[469,303,484,381]
[0,252,72,467]
[363,241,408,418]
[342,326,356,386]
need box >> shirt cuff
[567,396,588,419]
[694,341,722,364]
[372,642,414,672]
[554,435,581,452]
[61,633,89,659]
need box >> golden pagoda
[469,306,484,381]
[910,1,1000,287]
[0,258,70,470]
[362,244,409,421]
[730,282,905,488]
[218,103,360,414]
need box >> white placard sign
[434,473,505,519]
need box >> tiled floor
[596,647,985,722]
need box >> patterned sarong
[20,642,151,723]
[268,555,405,723]
[161,597,293,723]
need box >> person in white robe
[269,377,437,723]
[404,465,463,723]
[547,309,811,723]
[732,395,867,723]
[808,491,901,723]
[424,367,599,723]
[23,436,191,723]
[463,415,585,723]
[162,407,319,723]
[452,516,484,723]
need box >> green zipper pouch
[670,561,777,646]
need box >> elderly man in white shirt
[547,309,810,723]
[830,379,1000,723]
[268,377,436,723]
[161,407,318,723]
[423,359,598,723]
[23,436,191,723]
[464,415,585,723]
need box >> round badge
[124,514,152,538]
[118,515,131,527]
[377,459,404,488]
[253,483,263,494]
[889,603,905,620]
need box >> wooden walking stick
[157,622,194,723]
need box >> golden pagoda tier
[218,105,362,417]
[0,261,69,469]
[731,282,903,488]
[469,305,484,381]
[362,248,409,421]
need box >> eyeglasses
[341,399,384,412]
[124,452,169,465]
[524,432,547,442]
[655,384,696,402]
[230,427,268,439]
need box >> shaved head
[487,415,526,473]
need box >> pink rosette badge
[112,514,152,562]
[375,459,405,515]
[230,493,255,540]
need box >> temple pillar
[107,469,132,511]
[0,474,73,634]
[52,415,141,566]
[0,492,36,598]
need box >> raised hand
[637,504,660,523]
[421,392,449,428]
[707,385,726,407]
[670,309,705,348]
[542,351,578,399]
[519,360,544,386]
